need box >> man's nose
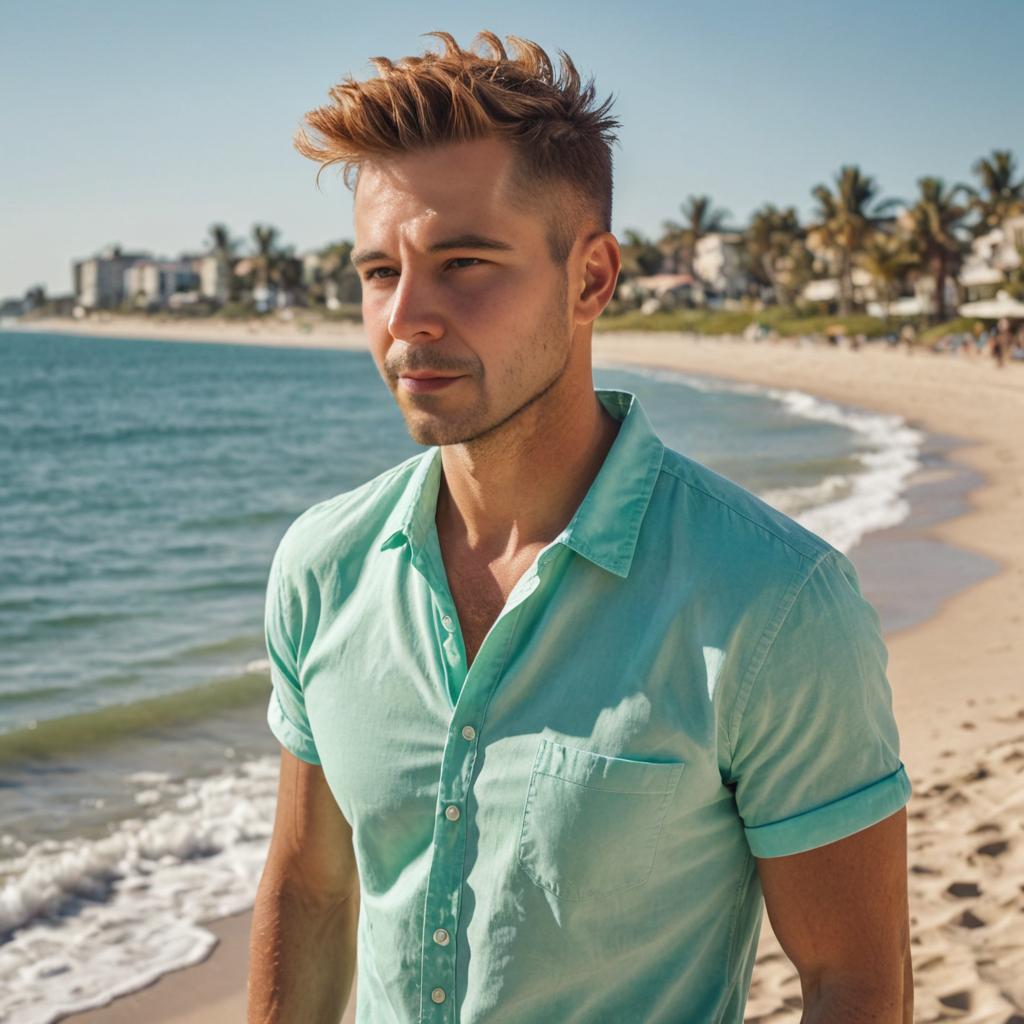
[387,268,444,343]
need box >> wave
[0,757,278,1024]
[0,667,270,761]
[604,363,924,554]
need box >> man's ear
[574,232,621,327]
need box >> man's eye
[364,259,482,280]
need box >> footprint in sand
[938,989,972,1011]
[953,909,986,929]
[970,822,1001,834]
[976,839,1010,857]
[947,882,983,898]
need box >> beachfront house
[693,232,749,303]
[959,213,1024,300]
[617,273,697,313]
[801,267,876,307]
[73,246,150,310]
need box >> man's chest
[445,549,544,669]
[296,560,729,896]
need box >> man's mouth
[397,373,466,394]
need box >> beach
[19,318,1022,1022]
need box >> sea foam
[0,757,278,1023]
[610,364,924,554]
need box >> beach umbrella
[957,290,1024,319]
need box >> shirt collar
[379,388,664,579]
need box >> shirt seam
[657,462,828,562]
[726,548,832,776]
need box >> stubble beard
[399,269,572,451]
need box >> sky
[1,0,1022,298]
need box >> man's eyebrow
[350,234,515,268]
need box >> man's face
[352,136,575,447]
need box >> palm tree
[857,232,917,321]
[658,194,731,275]
[619,229,664,280]
[901,177,972,321]
[808,166,899,315]
[251,224,280,293]
[270,244,303,305]
[744,205,806,306]
[966,149,1024,236]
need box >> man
[248,31,913,1023]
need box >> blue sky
[2,0,1022,298]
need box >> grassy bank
[593,306,920,339]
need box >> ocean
[0,329,924,1022]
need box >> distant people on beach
[899,323,917,354]
[991,317,1012,368]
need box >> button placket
[420,605,527,1021]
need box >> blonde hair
[294,31,620,262]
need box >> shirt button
[461,725,476,741]
[431,987,446,1003]
[441,614,454,631]
[444,804,460,821]
[433,927,450,946]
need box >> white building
[123,258,200,309]
[693,232,748,300]
[959,213,1024,298]
[197,254,231,304]
[617,273,696,312]
[73,246,150,309]
[800,267,876,305]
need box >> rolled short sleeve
[264,542,321,765]
[729,548,912,858]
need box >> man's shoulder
[272,449,429,579]
[656,446,834,571]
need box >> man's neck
[435,388,620,563]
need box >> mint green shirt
[264,387,911,1023]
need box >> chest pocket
[516,737,685,903]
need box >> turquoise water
[0,328,924,1023]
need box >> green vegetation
[918,317,977,344]
[596,306,902,339]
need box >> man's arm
[248,747,360,1024]
[755,807,912,1023]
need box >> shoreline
[28,320,1023,1022]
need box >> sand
[28,317,1022,1023]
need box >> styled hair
[293,31,620,262]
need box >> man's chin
[403,415,472,448]
[402,410,495,448]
